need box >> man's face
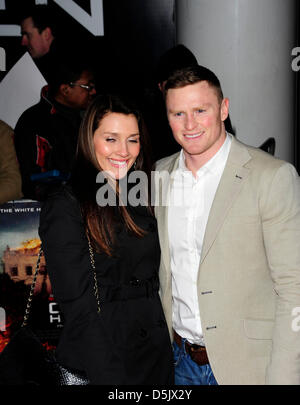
[166,81,229,168]
[21,17,50,58]
[65,70,97,110]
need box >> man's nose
[21,35,28,46]
[184,113,197,130]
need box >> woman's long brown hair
[70,93,153,256]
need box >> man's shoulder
[233,137,291,172]
[16,100,48,121]
[15,99,52,132]
[155,151,181,171]
[40,184,79,212]
[0,119,13,139]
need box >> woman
[38,94,174,385]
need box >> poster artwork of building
[0,200,62,354]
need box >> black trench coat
[38,186,174,385]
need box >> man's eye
[174,112,183,117]
[196,109,205,114]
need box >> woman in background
[39,93,173,384]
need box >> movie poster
[0,200,62,354]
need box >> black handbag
[0,239,100,385]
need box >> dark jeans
[173,340,218,385]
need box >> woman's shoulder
[41,183,80,213]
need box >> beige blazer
[155,136,300,384]
[0,120,22,204]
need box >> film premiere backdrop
[0,0,175,353]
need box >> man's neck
[183,131,227,177]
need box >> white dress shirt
[168,134,232,345]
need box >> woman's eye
[129,139,139,143]
[106,138,115,142]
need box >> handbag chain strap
[22,238,100,328]
[87,237,101,314]
[22,247,44,327]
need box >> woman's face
[93,112,140,179]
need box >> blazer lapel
[156,155,180,271]
[200,138,252,265]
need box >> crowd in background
[1,6,195,204]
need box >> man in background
[0,119,22,204]
[14,59,96,200]
[20,6,60,82]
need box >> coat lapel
[200,138,252,265]
[156,155,180,271]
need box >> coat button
[130,277,140,286]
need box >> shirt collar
[178,133,232,177]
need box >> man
[0,120,22,204]
[21,7,55,59]
[20,6,60,81]
[155,64,300,384]
[142,45,198,162]
[14,60,96,200]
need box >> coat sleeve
[261,163,300,384]
[0,121,22,204]
[38,190,124,384]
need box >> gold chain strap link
[87,237,101,313]
[22,238,100,327]
[22,247,43,327]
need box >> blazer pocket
[243,318,274,340]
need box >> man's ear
[42,27,52,41]
[60,84,69,96]
[221,98,229,122]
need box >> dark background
[0,0,175,88]
[0,1,299,166]
[0,0,179,160]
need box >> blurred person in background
[0,119,22,204]
[20,5,61,82]
[14,58,96,200]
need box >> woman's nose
[117,142,129,156]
